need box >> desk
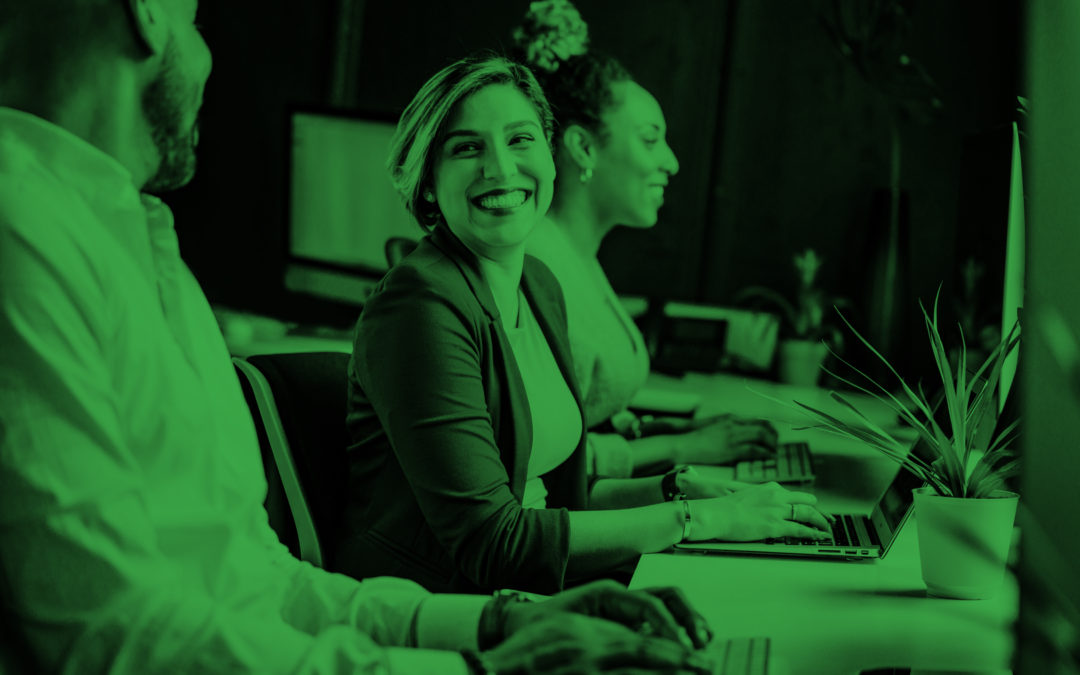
[631,373,1017,675]
[644,371,905,430]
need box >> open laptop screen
[878,458,926,532]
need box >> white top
[504,291,583,509]
[527,220,650,477]
[0,107,483,674]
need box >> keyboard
[734,442,814,483]
[705,637,770,674]
[764,514,881,549]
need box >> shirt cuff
[384,647,471,675]
[414,594,488,651]
[588,432,635,478]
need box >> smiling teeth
[478,190,527,209]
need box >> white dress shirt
[0,107,485,674]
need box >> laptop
[675,439,927,560]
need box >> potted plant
[793,290,1020,599]
[735,248,847,386]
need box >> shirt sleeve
[353,267,572,593]
[0,222,476,674]
[253,518,488,652]
[586,432,635,478]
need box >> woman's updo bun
[511,0,590,73]
[511,0,634,163]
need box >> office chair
[234,352,351,568]
[384,237,418,268]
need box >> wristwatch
[478,589,531,651]
[461,649,497,675]
[661,465,690,501]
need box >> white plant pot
[912,487,1019,600]
[777,339,828,386]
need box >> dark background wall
[168,0,1023,379]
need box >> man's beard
[142,39,200,194]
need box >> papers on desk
[629,387,703,416]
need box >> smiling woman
[432,84,555,260]
[334,52,831,595]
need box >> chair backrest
[233,351,351,567]
[384,236,419,268]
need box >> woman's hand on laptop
[673,414,779,465]
[686,482,833,542]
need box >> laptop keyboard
[765,514,865,546]
[705,636,769,674]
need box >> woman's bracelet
[678,498,693,542]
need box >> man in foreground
[0,1,712,672]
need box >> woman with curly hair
[334,51,831,596]
[515,0,779,481]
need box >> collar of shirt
[0,106,177,288]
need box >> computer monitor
[285,108,418,305]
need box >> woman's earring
[579,167,593,184]
[423,190,435,202]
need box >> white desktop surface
[644,370,904,429]
[632,523,1016,675]
[631,372,1017,675]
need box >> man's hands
[490,581,714,673]
[485,613,711,674]
[673,414,779,465]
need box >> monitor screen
[289,110,418,279]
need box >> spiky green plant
[793,289,1020,498]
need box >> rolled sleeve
[415,595,488,651]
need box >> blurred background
[166,0,1024,385]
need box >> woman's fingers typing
[789,502,832,533]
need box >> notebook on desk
[628,387,703,417]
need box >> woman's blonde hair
[387,52,555,231]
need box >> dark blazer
[334,225,590,594]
